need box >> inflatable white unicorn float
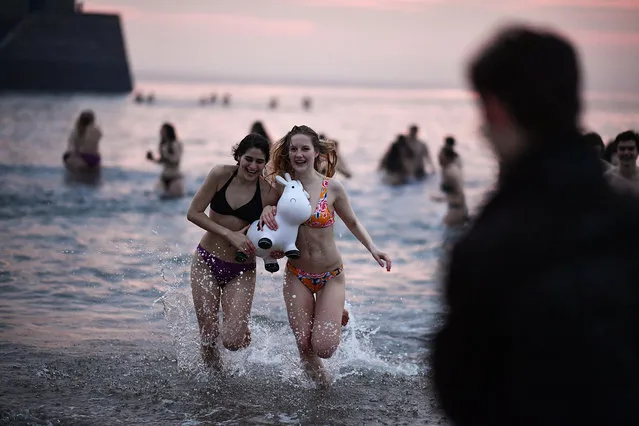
[236,173,312,273]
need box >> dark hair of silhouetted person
[468,25,581,141]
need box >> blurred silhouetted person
[318,133,352,179]
[63,109,102,172]
[603,138,619,166]
[431,24,639,426]
[605,130,639,193]
[222,94,231,107]
[431,136,467,228]
[379,135,410,185]
[146,122,185,198]
[405,124,436,179]
[250,121,272,145]
[302,96,312,111]
[268,97,278,110]
[583,131,612,172]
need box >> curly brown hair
[269,125,338,179]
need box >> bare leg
[283,268,330,387]
[219,268,256,351]
[190,252,222,369]
[313,273,346,358]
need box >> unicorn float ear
[276,175,288,186]
[284,173,293,182]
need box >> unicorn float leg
[283,242,301,260]
[263,256,279,273]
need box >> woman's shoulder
[207,164,237,179]
[326,175,346,194]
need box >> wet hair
[232,133,271,164]
[613,130,639,150]
[160,122,177,155]
[468,24,581,141]
[380,135,408,173]
[270,125,337,178]
[250,121,271,144]
[75,110,95,137]
[320,133,339,149]
[582,132,604,156]
[409,125,419,135]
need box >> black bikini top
[210,169,262,223]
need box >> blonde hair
[269,125,338,178]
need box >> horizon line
[132,70,639,97]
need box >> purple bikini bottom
[196,244,255,287]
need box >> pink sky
[85,0,639,91]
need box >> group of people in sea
[61,24,639,416]
[133,90,314,110]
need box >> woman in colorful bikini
[260,125,392,386]
[186,133,281,369]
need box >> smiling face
[289,133,318,173]
[617,139,638,168]
[238,147,267,181]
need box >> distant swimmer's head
[445,136,456,147]
[614,130,639,167]
[582,132,604,158]
[409,125,419,138]
[233,133,270,182]
[160,122,177,143]
[271,125,337,178]
[75,110,96,136]
[468,24,581,163]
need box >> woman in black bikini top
[210,169,263,223]
[186,133,281,370]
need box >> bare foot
[342,309,349,327]
[200,343,222,370]
[303,358,331,389]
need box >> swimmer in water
[431,137,468,227]
[146,123,185,198]
[63,109,102,172]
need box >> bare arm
[187,166,255,253]
[332,180,392,271]
[258,177,283,231]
